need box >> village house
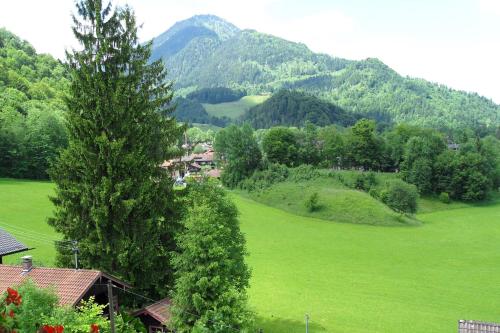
[0,256,129,308]
[161,146,220,181]
[134,298,172,333]
[0,228,30,264]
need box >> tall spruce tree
[48,0,182,297]
[171,182,251,332]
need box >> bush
[289,165,320,182]
[368,188,380,199]
[239,164,289,191]
[351,172,378,191]
[305,192,320,212]
[380,180,419,214]
[439,192,450,204]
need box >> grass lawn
[2,178,500,332]
[237,194,500,332]
[202,95,269,119]
[0,179,59,266]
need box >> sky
[1,0,499,103]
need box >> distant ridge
[151,15,500,129]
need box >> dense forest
[242,89,357,128]
[0,28,69,179]
[186,87,246,103]
[152,15,500,130]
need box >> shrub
[380,180,419,214]
[368,188,380,199]
[289,165,320,182]
[239,164,289,191]
[305,192,320,212]
[352,172,378,191]
[439,192,450,204]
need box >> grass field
[202,95,270,119]
[2,178,500,332]
[237,195,500,332]
[0,179,59,266]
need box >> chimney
[21,255,33,273]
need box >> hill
[151,16,500,130]
[237,170,419,226]
[241,90,356,128]
[0,28,69,179]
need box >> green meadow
[0,179,59,266]
[1,178,500,332]
[202,95,270,119]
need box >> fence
[459,320,500,332]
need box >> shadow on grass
[254,315,327,333]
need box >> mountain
[242,90,356,129]
[0,28,68,178]
[151,15,500,130]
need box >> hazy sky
[1,0,499,103]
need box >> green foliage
[304,192,320,212]
[44,298,110,333]
[400,133,446,193]
[351,172,378,191]
[344,119,383,170]
[14,280,59,332]
[439,192,450,204]
[318,125,345,168]
[239,163,289,191]
[289,164,320,182]
[380,180,419,214]
[171,182,252,332]
[434,138,498,201]
[48,0,182,297]
[0,28,69,179]
[242,90,355,128]
[262,127,299,166]
[215,124,262,188]
[186,127,216,144]
[186,87,246,104]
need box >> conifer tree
[171,182,251,332]
[48,0,182,297]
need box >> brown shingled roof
[135,298,172,324]
[0,265,128,306]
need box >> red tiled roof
[206,168,221,178]
[136,298,172,324]
[0,265,127,306]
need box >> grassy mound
[237,171,419,226]
[203,94,269,119]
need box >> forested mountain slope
[0,28,69,178]
[242,90,356,128]
[151,15,500,130]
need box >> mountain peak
[152,14,239,48]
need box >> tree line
[215,120,500,201]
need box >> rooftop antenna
[71,241,79,270]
